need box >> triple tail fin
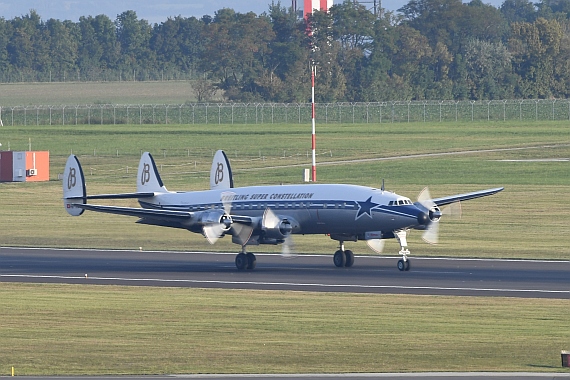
[63,152,167,216]
[210,150,234,190]
[137,152,168,193]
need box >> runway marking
[1,274,568,295]
[2,247,568,264]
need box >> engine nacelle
[263,219,292,239]
[198,209,232,231]
[415,202,442,228]
[428,206,442,223]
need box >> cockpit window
[390,199,412,206]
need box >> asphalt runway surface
[0,247,568,299]
[1,247,569,380]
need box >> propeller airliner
[63,150,503,271]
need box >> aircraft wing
[432,187,504,207]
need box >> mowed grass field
[0,81,208,106]
[0,99,569,375]
[0,284,568,375]
[1,121,569,259]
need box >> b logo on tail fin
[214,162,224,185]
[67,167,77,190]
[140,162,151,186]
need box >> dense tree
[45,19,78,77]
[509,17,563,97]
[463,38,514,99]
[77,14,120,75]
[259,3,308,102]
[0,18,12,78]
[201,9,275,101]
[500,0,537,23]
[7,10,43,71]
[0,4,569,101]
[358,13,400,101]
[151,16,204,73]
[115,10,154,73]
[330,1,376,101]
[306,9,347,101]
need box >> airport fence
[1,99,570,126]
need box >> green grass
[1,121,569,259]
[1,120,569,375]
[0,81,206,106]
[0,283,568,375]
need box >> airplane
[63,150,503,271]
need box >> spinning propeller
[202,192,253,246]
[416,187,462,245]
[366,238,385,254]
[263,208,296,257]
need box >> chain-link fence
[2,99,570,126]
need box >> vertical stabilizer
[63,155,86,216]
[210,150,234,190]
[137,152,168,193]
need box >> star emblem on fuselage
[355,196,380,220]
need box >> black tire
[405,260,411,271]
[344,250,354,267]
[397,259,405,271]
[246,252,256,270]
[235,253,248,270]
[333,250,346,267]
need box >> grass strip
[0,283,568,375]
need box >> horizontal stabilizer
[65,192,157,200]
[75,204,193,221]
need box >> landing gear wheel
[333,250,346,267]
[397,259,406,272]
[344,250,354,267]
[235,253,248,270]
[404,260,411,271]
[246,252,256,270]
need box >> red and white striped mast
[311,62,317,182]
[305,0,331,182]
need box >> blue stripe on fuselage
[139,200,419,220]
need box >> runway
[0,247,568,299]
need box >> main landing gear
[333,233,412,271]
[333,241,354,268]
[395,230,411,271]
[235,247,256,270]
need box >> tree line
[0,0,569,102]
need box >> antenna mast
[311,61,317,182]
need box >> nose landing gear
[395,230,411,272]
